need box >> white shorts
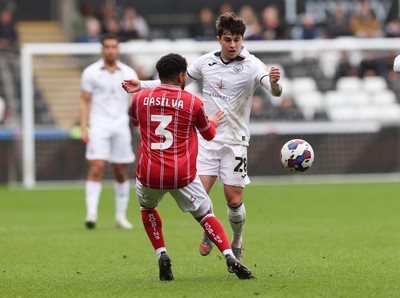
[86,125,135,164]
[197,139,251,187]
[135,176,212,218]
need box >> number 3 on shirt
[151,115,173,150]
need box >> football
[280,139,314,173]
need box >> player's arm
[259,64,282,97]
[122,74,197,93]
[122,79,160,93]
[267,66,282,96]
[196,108,226,141]
[79,91,91,143]
[393,55,400,73]
[130,93,139,126]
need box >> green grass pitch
[1,181,400,297]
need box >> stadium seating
[336,76,363,92]
[293,91,324,120]
[362,76,388,93]
[291,76,318,93]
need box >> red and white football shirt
[131,84,216,189]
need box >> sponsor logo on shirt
[233,64,244,73]
[217,79,225,92]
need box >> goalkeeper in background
[80,33,138,229]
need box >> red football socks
[141,208,165,250]
[201,215,231,252]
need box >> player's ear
[178,72,184,82]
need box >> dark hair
[215,12,246,37]
[100,33,119,45]
[156,53,187,81]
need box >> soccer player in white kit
[122,13,282,266]
[131,53,254,280]
[80,34,138,229]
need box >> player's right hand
[209,109,226,128]
[80,130,89,144]
[121,79,141,93]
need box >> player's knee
[88,166,104,180]
[192,200,212,220]
[228,201,244,210]
[138,197,157,209]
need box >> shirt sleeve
[141,80,161,89]
[130,93,139,126]
[80,68,93,93]
[187,56,203,81]
[254,59,272,93]
[195,104,216,141]
[257,60,282,96]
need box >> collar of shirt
[214,47,248,64]
[98,59,122,71]
[158,84,183,91]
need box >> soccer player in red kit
[123,13,282,269]
[130,53,255,281]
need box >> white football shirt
[81,59,138,129]
[187,47,273,146]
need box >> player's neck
[104,61,118,72]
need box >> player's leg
[136,179,173,281]
[85,159,106,228]
[198,175,218,256]
[112,163,133,229]
[110,126,136,229]
[199,175,218,193]
[220,144,250,265]
[197,138,221,255]
[84,127,111,228]
[198,210,253,279]
[224,185,246,261]
[171,177,254,279]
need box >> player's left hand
[208,109,226,128]
[269,66,281,84]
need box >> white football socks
[114,180,130,221]
[228,203,246,248]
[85,180,102,218]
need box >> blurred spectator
[77,17,101,43]
[0,9,17,50]
[238,5,262,40]
[102,15,125,41]
[291,13,323,40]
[219,3,233,15]
[72,2,95,42]
[350,0,383,38]
[380,51,398,82]
[120,6,150,40]
[359,51,398,80]
[275,95,304,121]
[384,19,400,38]
[97,3,118,31]
[358,51,381,77]
[190,7,216,41]
[333,51,358,83]
[325,2,352,38]
[261,5,287,40]
[250,95,268,121]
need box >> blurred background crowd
[1,0,400,127]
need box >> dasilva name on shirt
[143,96,184,109]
